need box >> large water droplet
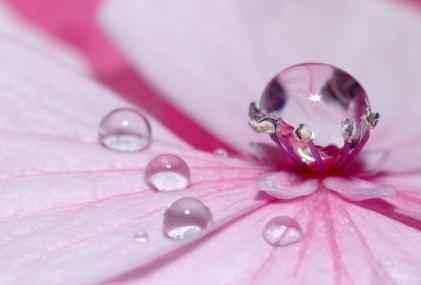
[163,197,213,239]
[133,229,148,244]
[251,63,377,173]
[99,108,151,152]
[263,216,303,246]
[145,154,191,191]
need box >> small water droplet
[163,197,213,239]
[213,148,228,159]
[134,230,148,244]
[145,154,191,191]
[99,108,151,152]
[263,216,303,246]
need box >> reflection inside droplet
[163,197,213,240]
[145,154,191,191]
[134,230,148,244]
[99,108,151,152]
[263,216,303,246]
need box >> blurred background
[0,0,420,154]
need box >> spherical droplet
[258,63,374,168]
[213,148,228,159]
[99,108,151,152]
[163,197,213,240]
[263,216,303,246]
[145,154,191,191]
[133,230,148,244]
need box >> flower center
[249,63,379,174]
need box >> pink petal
[0,37,186,149]
[0,38,271,283]
[4,0,125,76]
[102,192,421,285]
[370,172,421,221]
[255,171,319,199]
[0,2,90,74]
[99,0,421,153]
[249,142,294,169]
[378,139,421,175]
[343,150,389,177]
[323,176,396,201]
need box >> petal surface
[103,191,421,285]
[0,37,186,149]
[99,0,421,153]
[255,171,319,199]
[0,38,272,284]
[323,176,396,201]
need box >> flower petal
[0,37,187,149]
[99,0,421,153]
[0,37,272,284]
[378,138,421,175]
[370,172,421,221]
[255,171,319,199]
[323,176,396,201]
[101,192,421,285]
[343,150,389,177]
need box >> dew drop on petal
[213,148,228,159]
[372,259,421,285]
[252,63,377,172]
[163,197,213,240]
[99,108,151,152]
[145,154,191,191]
[263,216,303,246]
[133,229,148,244]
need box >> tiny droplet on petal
[163,197,213,240]
[134,230,148,244]
[213,148,228,159]
[145,154,191,191]
[263,216,303,246]
[99,108,151,152]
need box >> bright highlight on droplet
[99,108,151,152]
[163,197,213,240]
[262,216,303,246]
[249,63,380,174]
[133,230,148,244]
[145,154,191,191]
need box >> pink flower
[1,1,421,285]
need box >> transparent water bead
[133,230,148,244]
[263,216,303,246]
[99,108,151,152]
[249,63,380,173]
[145,154,191,191]
[213,148,228,159]
[163,197,213,240]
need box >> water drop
[134,230,148,244]
[99,108,151,152]
[250,63,378,173]
[145,154,191,191]
[263,216,303,246]
[213,148,228,159]
[163,197,213,239]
